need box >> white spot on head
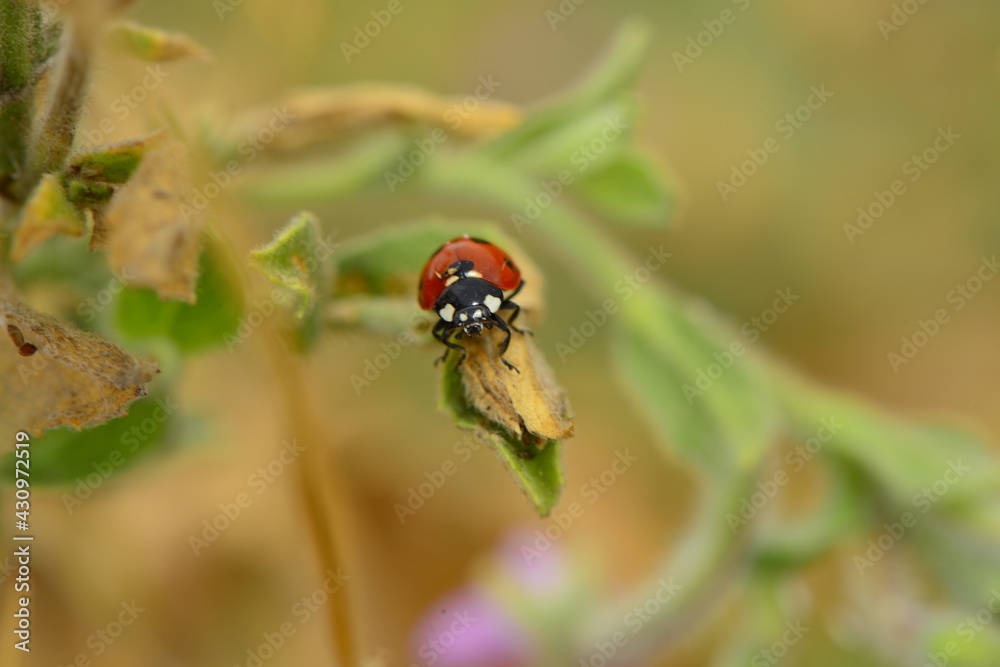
[483,294,502,313]
[439,303,456,322]
[444,275,459,287]
[466,270,483,279]
[458,312,468,322]
[474,309,483,318]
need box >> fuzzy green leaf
[115,243,245,355]
[440,350,564,517]
[571,148,675,227]
[249,211,334,350]
[614,290,780,473]
[485,19,650,159]
[66,130,170,184]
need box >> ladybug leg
[490,314,520,373]
[499,299,532,335]
[433,321,466,367]
[499,282,532,334]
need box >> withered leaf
[104,141,202,302]
[108,21,210,62]
[225,84,523,155]
[11,174,86,262]
[0,296,159,434]
[457,326,574,442]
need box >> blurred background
[4,0,1000,665]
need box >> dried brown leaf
[0,296,158,434]
[457,327,574,442]
[228,84,523,154]
[104,141,202,302]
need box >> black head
[452,304,493,337]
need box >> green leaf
[571,148,675,227]
[233,131,409,207]
[250,211,334,350]
[115,242,244,355]
[485,19,651,158]
[909,512,1000,609]
[501,99,637,179]
[65,130,170,184]
[0,393,173,488]
[65,179,115,207]
[439,351,564,517]
[614,289,779,473]
[775,373,1000,508]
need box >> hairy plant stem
[15,11,95,201]
[0,0,39,201]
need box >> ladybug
[418,235,527,372]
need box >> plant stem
[16,11,95,200]
[268,335,358,667]
[578,473,758,663]
[0,0,39,200]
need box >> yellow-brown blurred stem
[267,334,357,667]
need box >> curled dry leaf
[11,173,86,261]
[0,296,159,434]
[457,326,574,443]
[105,141,202,302]
[108,21,210,62]
[226,84,523,154]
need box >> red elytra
[418,236,522,309]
